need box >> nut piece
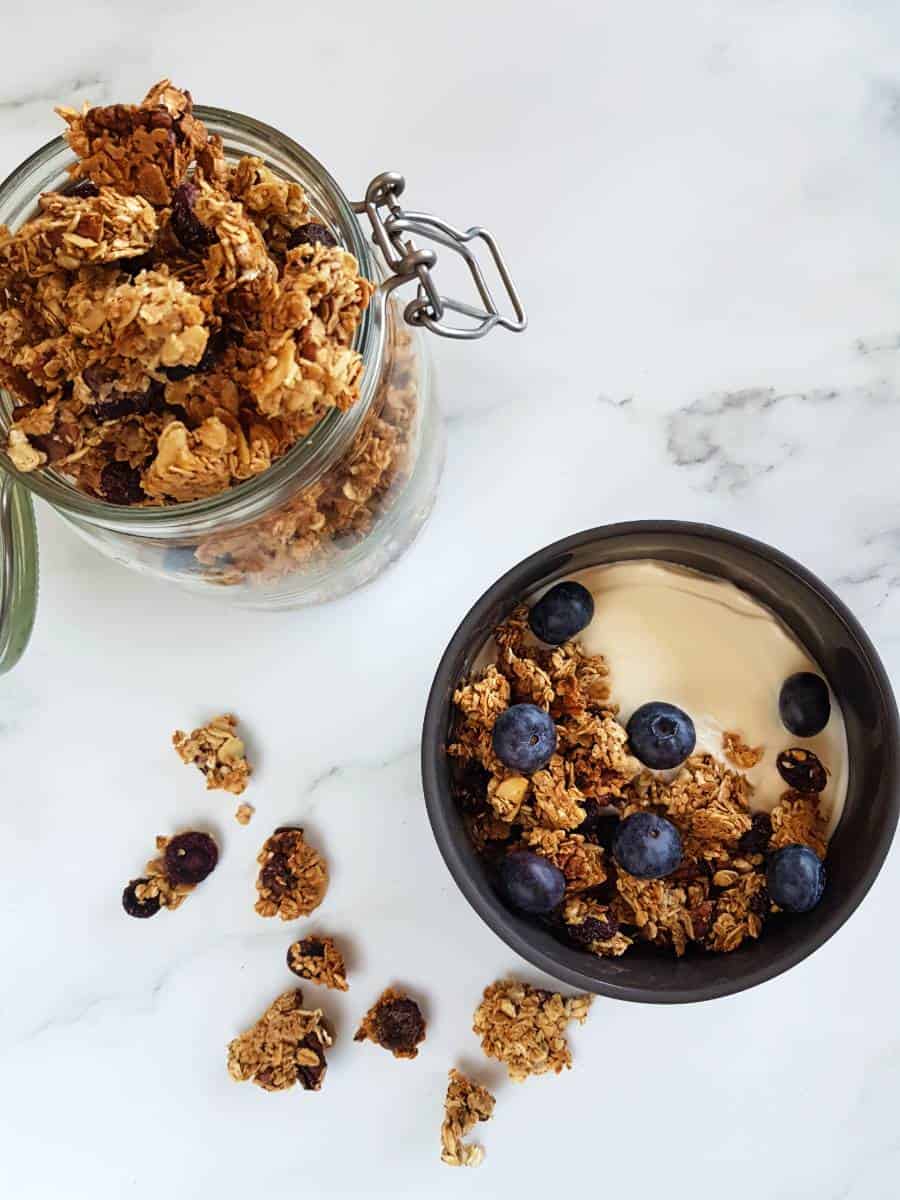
[440,1069,496,1168]
[227,989,332,1092]
[172,713,252,795]
[472,979,593,1082]
[255,827,328,920]
[354,987,426,1059]
[287,936,348,992]
[234,803,254,826]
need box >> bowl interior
[422,522,899,1003]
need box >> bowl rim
[421,520,900,1003]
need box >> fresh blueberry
[613,811,683,879]
[528,581,595,645]
[497,850,566,914]
[766,845,825,913]
[776,748,828,793]
[779,673,830,737]
[626,702,696,770]
[492,704,557,772]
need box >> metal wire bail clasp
[353,172,527,341]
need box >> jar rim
[0,105,387,535]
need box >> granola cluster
[121,830,218,918]
[255,827,328,920]
[227,988,332,1092]
[354,988,427,1060]
[472,980,593,1082]
[440,1070,496,1168]
[0,80,385,521]
[287,935,349,991]
[451,608,831,958]
[172,712,251,795]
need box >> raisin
[575,799,619,848]
[300,938,325,957]
[689,900,714,940]
[567,911,619,946]
[295,1035,327,1091]
[82,363,116,394]
[450,758,491,811]
[91,381,166,421]
[749,885,771,918]
[170,183,217,253]
[738,811,773,856]
[373,997,426,1054]
[100,461,144,505]
[118,251,156,277]
[69,179,100,199]
[776,748,828,793]
[122,879,161,919]
[287,222,338,250]
[164,831,219,885]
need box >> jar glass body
[0,109,444,608]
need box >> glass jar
[0,107,525,669]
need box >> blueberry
[497,850,566,914]
[164,831,218,885]
[776,748,828,793]
[613,811,683,879]
[766,845,825,913]
[528,581,595,645]
[779,673,830,737]
[491,704,557,772]
[626,702,696,770]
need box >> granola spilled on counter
[227,988,331,1092]
[121,830,218,918]
[172,712,251,795]
[450,596,832,960]
[287,935,349,991]
[0,82,419,584]
[354,987,427,1059]
[440,1069,496,1168]
[255,826,328,920]
[472,980,593,1082]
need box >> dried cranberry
[287,222,338,250]
[170,183,217,253]
[373,997,425,1053]
[164,832,219,885]
[122,879,161,919]
[738,811,773,856]
[69,179,100,199]
[100,461,144,505]
[776,749,828,793]
[295,1035,327,1091]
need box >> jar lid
[0,472,38,675]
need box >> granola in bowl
[445,557,849,966]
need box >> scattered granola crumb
[121,831,218,917]
[723,730,765,769]
[172,713,252,795]
[227,989,331,1092]
[255,827,328,920]
[440,1069,496,1168]
[287,936,348,991]
[472,979,593,1082]
[235,803,254,825]
[354,987,426,1059]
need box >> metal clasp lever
[353,172,527,341]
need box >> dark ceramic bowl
[422,522,899,1003]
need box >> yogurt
[543,561,848,834]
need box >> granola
[227,988,332,1092]
[354,987,426,1059]
[1,79,383,530]
[440,1070,496,1168]
[172,713,251,795]
[121,831,218,918]
[235,802,254,825]
[472,980,593,1082]
[450,602,837,961]
[255,827,328,920]
[287,936,348,992]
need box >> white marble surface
[2,2,900,1197]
